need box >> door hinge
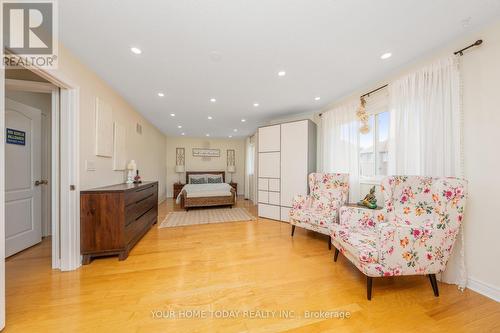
[70,185,76,191]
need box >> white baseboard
[467,277,500,302]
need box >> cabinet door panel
[258,204,280,220]
[258,125,280,152]
[258,191,269,204]
[258,152,280,178]
[281,121,308,207]
[258,178,269,191]
[269,192,280,205]
[269,179,280,192]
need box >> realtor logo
[2,0,58,69]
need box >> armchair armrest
[291,194,312,210]
[377,222,447,274]
[339,206,386,229]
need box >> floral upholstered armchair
[331,176,467,300]
[289,173,349,249]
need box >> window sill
[359,177,384,185]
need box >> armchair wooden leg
[328,236,331,250]
[428,274,439,297]
[291,225,295,237]
[333,247,339,262]
[367,276,373,300]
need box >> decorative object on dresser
[173,182,184,198]
[80,181,158,264]
[229,182,237,193]
[126,160,136,184]
[133,170,142,184]
[257,119,316,221]
[175,148,186,183]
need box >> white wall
[166,136,246,197]
[56,46,168,201]
[316,19,500,300]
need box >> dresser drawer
[125,183,157,206]
[125,205,157,244]
[125,192,157,226]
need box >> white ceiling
[59,0,500,138]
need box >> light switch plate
[86,160,96,171]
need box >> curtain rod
[319,39,483,117]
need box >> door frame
[1,69,80,329]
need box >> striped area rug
[159,208,256,228]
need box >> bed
[177,171,236,210]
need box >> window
[359,111,390,179]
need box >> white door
[281,120,308,208]
[5,98,42,257]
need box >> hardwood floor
[5,197,500,332]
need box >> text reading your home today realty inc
[151,309,352,320]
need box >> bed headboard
[186,171,225,183]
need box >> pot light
[177,125,182,129]
[314,96,321,101]
[181,132,185,136]
[206,134,210,137]
[380,52,392,60]
[228,135,233,138]
[233,129,238,132]
[210,98,217,103]
[278,71,286,77]
[170,113,175,117]
[253,103,259,107]
[208,116,213,120]
[130,47,142,55]
[158,92,165,97]
[241,118,246,122]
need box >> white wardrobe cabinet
[257,120,316,222]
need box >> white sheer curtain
[388,55,466,288]
[245,136,256,202]
[319,101,360,201]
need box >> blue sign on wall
[6,128,26,145]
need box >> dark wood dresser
[80,181,158,264]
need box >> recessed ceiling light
[278,71,286,77]
[380,52,392,60]
[177,125,182,129]
[206,134,210,137]
[210,98,217,103]
[241,118,246,122]
[170,113,175,117]
[158,92,165,97]
[253,103,259,107]
[228,135,233,138]
[208,116,213,120]
[181,132,185,136]
[233,129,238,132]
[130,47,142,55]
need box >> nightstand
[229,182,237,194]
[173,183,185,198]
